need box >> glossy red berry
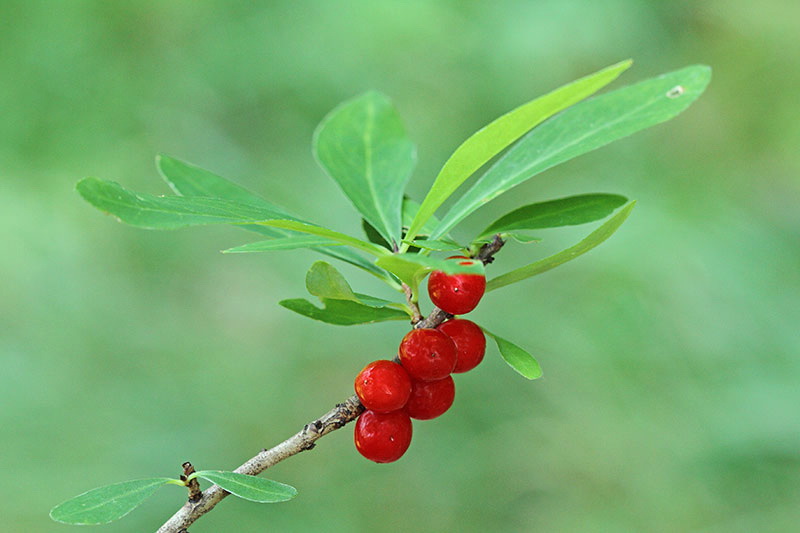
[354,360,412,413]
[427,256,486,315]
[398,328,457,381]
[406,376,455,420]
[354,410,413,463]
[437,319,486,373]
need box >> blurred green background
[2,1,798,531]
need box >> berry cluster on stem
[353,250,497,463]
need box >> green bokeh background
[2,1,798,531]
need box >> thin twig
[157,235,505,532]
[401,282,423,324]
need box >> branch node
[181,462,203,503]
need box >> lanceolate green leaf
[403,239,465,252]
[222,236,339,253]
[157,154,287,211]
[305,261,359,301]
[484,331,542,380]
[191,471,297,503]
[487,201,636,291]
[402,60,633,249]
[157,154,390,281]
[49,478,173,525]
[402,197,441,237]
[314,91,416,246]
[256,220,391,258]
[279,298,409,325]
[479,193,627,238]
[77,178,291,230]
[434,65,711,238]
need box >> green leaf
[480,193,627,238]
[484,331,542,379]
[506,233,542,244]
[403,239,465,252]
[156,154,392,283]
[77,178,292,230]
[192,471,297,503]
[402,60,633,249]
[157,154,286,210]
[487,201,636,291]
[305,261,359,302]
[433,65,711,237]
[222,236,339,253]
[402,197,441,237]
[49,478,172,525]
[353,293,400,308]
[362,218,391,249]
[280,298,409,325]
[314,91,416,247]
[376,255,484,297]
[256,220,391,258]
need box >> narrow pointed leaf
[157,154,391,281]
[434,65,710,237]
[306,261,359,301]
[480,193,627,238]
[77,178,292,230]
[49,478,172,525]
[402,197,441,237]
[157,154,287,210]
[484,331,542,379]
[314,91,416,246]
[256,220,391,257]
[506,233,542,244]
[487,201,635,291]
[223,236,339,253]
[403,60,633,248]
[403,239,465,252]
[280,298,409,325]
[192,471,297,503]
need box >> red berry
[354,360,412,413]
[437,319,486,373]
[406,376,455,420]
[354,410,413,463]
[398,328,457,381]
[427,256,486,315]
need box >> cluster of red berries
[353,258,487,463]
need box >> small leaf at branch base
[484,331,542,380]
[479,193,628,238]
[487,201,636,291]
[280,298,410,325]
[192,471,297,503]
[49,478,173,525]
[305,261,359,302]
[222,236,340,253]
